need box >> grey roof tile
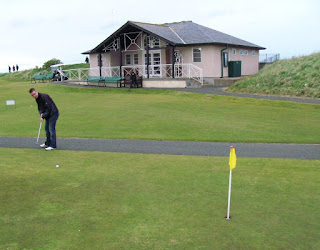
[86,20,265,53]
[131,22,183,44]
[132,21,264,49]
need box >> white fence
[174,64,203,84]
[64,67,120,80]
[64,68,90,80]
[259,53,280,63]
[64,64,203,84]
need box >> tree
[43,58,62,69]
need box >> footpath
[1,137,319,160]
[2,82,319,159]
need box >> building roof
[132,21,264,48]
[84,20,265,54]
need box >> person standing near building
[16,64,19,71]
[29,88,59,151]
[8,66,11,73]
[130,71,137,88]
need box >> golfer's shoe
[40,143,48,148]
[45,147,56,151]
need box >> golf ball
[56,165,59,168]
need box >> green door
[228,61,241,77]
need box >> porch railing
[64,64,203,85]
[174,63,203,84]
[64,67,121,80]
[122,64,203,84]
[64,68,90,81]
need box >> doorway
[144,50,161,77]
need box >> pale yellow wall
[90,44,260,77]
[176,45,260,77]
[90,53,119,68]
[228,47,259,75]
[89,54,98,68]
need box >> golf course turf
[0,148,319,249]
[0,80,319,248]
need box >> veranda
[63,63,203,85]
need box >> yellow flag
[229,146,236,170]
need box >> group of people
[8,64,19,73]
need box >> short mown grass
[0,148,319,249]
[1,80,319,144]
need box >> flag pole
[227,169,232,219]
[226,146,236,220]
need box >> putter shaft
[36,121,42,143]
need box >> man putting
[29,88,59,151]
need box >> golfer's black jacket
[36,93,59,119]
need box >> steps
[203,77,242,87]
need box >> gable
[84,20,265,54]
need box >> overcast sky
[1,0,319,73]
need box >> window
[223,52,228,67]
[134,54,139,64]
[174,50,183,63]
[193,48,201,62]
[125,54,131,65]
[244,50,248,55]
[239,49,243,55]
[252,50,256,56]
[232,49,236,55]
[153,38,160,48]
[144,35,160,49]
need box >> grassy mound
[0,63,89,81]
[228,52,320,98]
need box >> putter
[35,121,42,144]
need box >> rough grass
[228,52,320,98]
[0,148,319,249]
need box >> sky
[1,0,319,73]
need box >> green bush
[42,58,62,69]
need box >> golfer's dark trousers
[130,80,137,88]
[45,113,59,148]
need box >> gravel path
[1,137,319,160]
[165,86,320,104]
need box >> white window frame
[144,35,160,49]
[125,54,132,65]
[244,50,248,55]
[232,48,236,55]
[125,53,139,65]
[193,48,202,62]
[252,50,256,56]
[133,53,139,64]
[239,49,243,55]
